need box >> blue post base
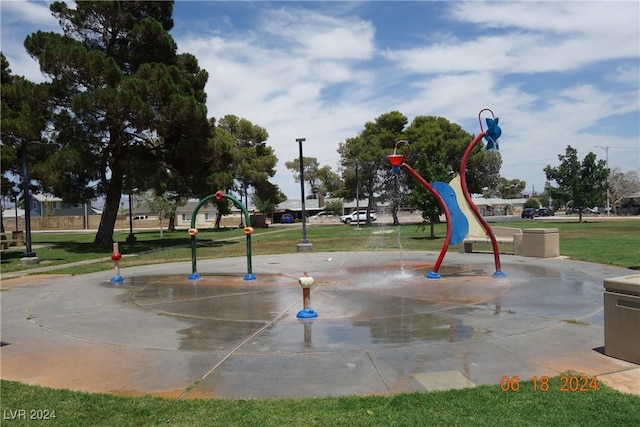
[296,308,318,319]
[244,273,257,281]
[427,271,441,279]
[188,273,201,280]
[110,275,124,283]
[493,270,507,278]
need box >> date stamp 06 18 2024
[0,376,600,420]
[500,375,599,393]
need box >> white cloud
[182,1,639,198]
[1,0,57,25]
[452,1,638,41]
[174,7,384,197]
[0,0,60,82]
[608,63,640,85]
[386,2,639,75]
[2,1,638,200]
[259,8,375,60]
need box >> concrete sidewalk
[1,251,638,399]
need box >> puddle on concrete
[98,260,604,352]
[106,270,500,351]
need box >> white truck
[339,210,377,224]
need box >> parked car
[566,207,597,215]
[538,207,554,217]
[521,208,538,219]
[280,213,294,224]
[340,210,377,224]
[310,211,336,221]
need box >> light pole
[595,145,610,216]
[126,187,137,243]
[20,141,39,265]
[355,160,360,229]
[13,192,19,231]
[296,137,312,252]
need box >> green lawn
[2,376,639,427]
[1,219,639,426]
[469,220,640,269]
[1,219,638,274]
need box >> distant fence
[3,214,251,232]
[6,216,98,231]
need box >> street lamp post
[355,160,360,229]
[595,145,610,216]
[296,137,312,252]
[14,193,19,231]
[126,187,137,243]
[20,141,39,265]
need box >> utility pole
[595,146,610,216]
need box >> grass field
[1,219,638,274]
[2,375,639,427]
[1,218,639,426]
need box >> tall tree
[217,115,281,208]
[140,190,175,238]
[315,165,342,198]
[608,168,640,215]
[491,177,527,199]
[22,1,213,247]
[544,145,609,222]
[285,157,341,199]
[285,156,321,198]
[0,54,51,236]
[161,117,234,231]
[252,181,286,218]
[338,111,407,224]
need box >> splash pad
[2,251,636,398]
[126,261,512,325]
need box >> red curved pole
[400,163,452,277]
[459,132,503,275]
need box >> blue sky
[2,1,639,200]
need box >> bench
[0,232,25,250]
[460,226,522,254]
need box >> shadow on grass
[38,238,241,255]
[0,251,26,263]
[196,240,239,248]
[32,238,189,255]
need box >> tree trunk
[367,200,376,225]
[94,192,121,247]
[93,171,124,247]
[167,213,176,232]
[391,199,400,225]
[0,209,6,248]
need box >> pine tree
[23,1,213,246]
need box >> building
[31,194,95,217]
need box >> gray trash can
[604,275,640,364]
